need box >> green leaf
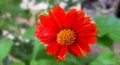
[30,59,65,65]
[11,61,25,65]
[90,51,117,65]
[32,39,42,60]
[31,53,81,65]
[90,60,105,65]
[95,16,120,43]
[23,27,35,40]
[31,53,84,65]
[30,59,82,65]
[97,51,116,64]
[108,17,120,42]
[66,53,78,64]
[97,35,113,49]
[76,56,94,65]
[94,16,109,37]
[0,39,13,62]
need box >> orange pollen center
[57,29,76,45]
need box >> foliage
[0,40,13,62]
[90,51,118,65]
[95,16,120,49]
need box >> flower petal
[39,15,59,32]
[46,42,59,55]
[77,43,91,52]
[74,17,91,32]
[68,44,86,58]
[78,36,97,44]
[35,24,57,45]
[71,10,93,32]
[77,25,98,38]
[63,9,77,28]
[49,10,64,29]
[53,6,65,29]
[71,10,85,30]
[77,24,97,33]
[55,45,67,61]
[77,44,87,58]
[68,44,79,57]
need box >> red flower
[35,6,98,61]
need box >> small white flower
[20,0,48,14]
[20,0,29,10]
[60,2,67,8]
[28,1,48,12]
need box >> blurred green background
[0,0,120,65]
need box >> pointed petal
[53,6,65,29]
[77,44,87,58]
[77,43,91,52]
[49,10,63,29]
[68,44,79,57]
[71,10,85,30]
[68,44,87,58]
[87,37,97,44]
[63,9,77,28]
[78,36,97,44]
[39,15,59,32]
[40,41,55,46]
[77,31,98,39]
[77,23,98,38]
[77,24,97,33]
[46,42,59,55]
[34,24,57,45]
[55,45,67,61]
[80,17,91,26]
[74,17,91,32]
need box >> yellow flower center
[57,29,76,45]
